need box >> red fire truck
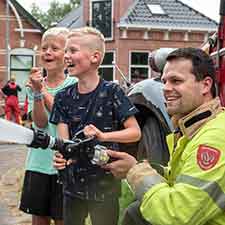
[209,0,225,106]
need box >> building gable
[10,0,45,32]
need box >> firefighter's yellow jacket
[127,98,225,225]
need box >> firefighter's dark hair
[166,47,217,97]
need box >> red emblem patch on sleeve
[197,145,221,171]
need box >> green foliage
[30,0,80,28]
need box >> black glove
[28,129,50,149]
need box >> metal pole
[5,0,10,80]
[112,61,132,87]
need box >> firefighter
[104,48,225,225]
[2,75,21,124]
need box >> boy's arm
[41,84,55,112]
[57,122,70,139]
[32,86,55,126]
[29,68,48,128]
[32,94,48,128]
[84,116,141,143]
[32,90,48,128]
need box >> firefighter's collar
[177,97,223,139]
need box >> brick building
[0,0,44,103]
[57,0,217,84]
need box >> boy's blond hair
[68,26,105,64]
[42,27,70,41]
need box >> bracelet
[33,91,44,101]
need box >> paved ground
[0,144,92,225]
[0,144,31,225]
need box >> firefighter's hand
[103,150,137,179]
[126,160,159,194]
[84,124,105,141]
[29,67,44,92]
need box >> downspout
[5,0,10,80]
[8,0,25,47]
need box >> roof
[10,0,45,32]
[118,0,218,32]
[57,4,83,28]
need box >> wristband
[33,91,44,101]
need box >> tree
[31,0,80,28]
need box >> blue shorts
[19,171,63,220]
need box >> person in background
[19,27,77,225]
[51,26,141,225]
[104,48,225,225]
[1,75,21,124]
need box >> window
[147,4,165,15]
[130,52,149,83]
[90,0,113,39]
[99,52,114,81]
[10,48,35,102]
[11,55,33,70]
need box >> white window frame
[90,0,114,41]
[147,4,166,15]
[9,48,35,74]
[9,48,35,103]
[129,50,150,81]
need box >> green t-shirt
[25,76,77,174]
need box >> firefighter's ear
[202,76,213,96]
